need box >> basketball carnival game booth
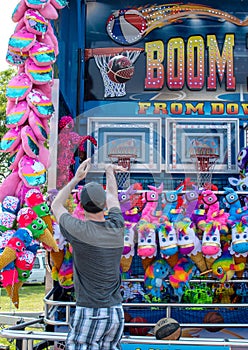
[2,0,248,349]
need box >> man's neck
[84,211,105,222]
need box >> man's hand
[105,163,128,173]
[74,158,91,183]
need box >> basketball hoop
[108,153,137,189]
[85,47,143,98]
[190,146,219,189]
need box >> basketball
[129,316,149,336]
[203,312,224,332]
[154,317,181,340]
[107,55,134,84]
[106,8,147,45]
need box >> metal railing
[1,279,248,349]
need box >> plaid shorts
[66,304,124,350]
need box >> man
[52,158,127,349]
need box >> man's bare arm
[52,158,91,222]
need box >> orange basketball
[129,316,149,336]
[203,312,224,332]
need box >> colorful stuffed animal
[161,185,184,222]
[120,222,135,272]
[17,207,58,251]
[144,259,171,302]
[199,220,222,269]
[175,219,207,273]
[237,146,248,178]
[169,256,197,301]
[223,187,248,224]
[140,183,164,224]
[157,220,179,268]
[201,189,229,225]
[137,220,157,271]
[24,188,53,232]
[118,184,141,223]
[209,245,245,282]
[229,221,248,277]
[214,282,234,304]
[56,116,97,189]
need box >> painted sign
[122,344,229,350]
[85,0,248,103]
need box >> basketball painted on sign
[107,55,134,83]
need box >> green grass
[0,284,45,313]
[0,284,46,349]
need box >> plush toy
[24,188,53,232]
[236,146,248,178]
[0,227,36,308]
[144,259,171,302]
[6,72,33,104]
[140,183,164,224]
[199,220,223,269]
[157,220,179,268]
[183,186,206,226]
[121,281,145,303]
[214,282,234,304]
[175,177,196,210]
[56,116,97,189]
[228,221,248,277]
[169,256,197,301]
[183,282,213,304]
[0,211,17,232]
[222,187,248,224]
[72,186,85,220]
[118,184,141,223]
[236,283,248,303]
[201,189,229,225]
[56,244,74,289]
[207,245,245,282]
[18,155,47,188]
[161,185,184,222]
[0,228,33,270]
[2,196,21,215]
[0,262,20,308]
[120,222,135,272]
[1,0,68,308]
[175,219,208,273]
[17,207,58,251]
[137,220,157,270]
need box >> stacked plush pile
[0,0,69,308]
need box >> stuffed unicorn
[137,220,157,270]
[229,221,248,277]
[157,220,179,268]
[199,220,223,269]
[175,219,207,273]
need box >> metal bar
[2,330,248,348]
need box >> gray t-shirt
[59,207,125,308]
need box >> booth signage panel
[122,344,230,350]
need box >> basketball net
[93,50,142,98]
[190,146,219,189]
[108,154,136,189]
